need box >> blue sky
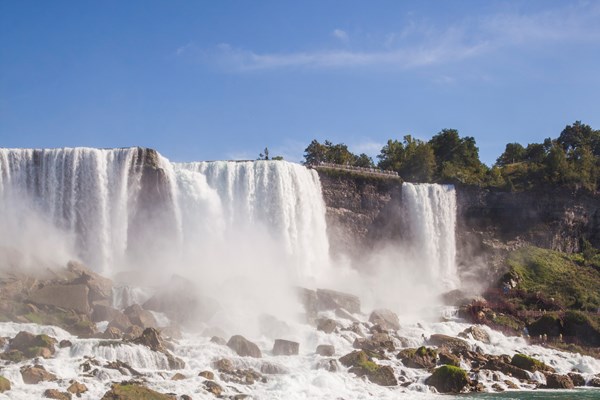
[1,1,599,165]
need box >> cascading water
[0,148,330,279]
[402,183,457,288]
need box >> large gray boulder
[227,335,262,358]
[369,309,400,331]
[124,304,158,328]
[316,289,361,314]
[272,339,299,356]
[29,284,89,314]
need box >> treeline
[303,121,600,191]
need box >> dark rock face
[272,339,299,356]
[568,372,585,386]
[545,374,575,389]
[227,335,262,358]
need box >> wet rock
[123,325,144,340]
[59,340,72,348]
[316,288,361,314]
[0,349,24,363]
[20,364,57,384]
[260,362,289,375]
[107,312,133,332]
[426,365,470,393]
[369,309,400,331]
[105,360,142,376]
[567,372,585,387]
[10,331,56,358]
[43,389,71,400]
[588,376,600,387]
[124,304,158,329]
[171,373,186,381]
[315,358,339,372]
[438,349,461,367]
[29,284,90,314]
[102,326,123,339]
[427,334,470,352]
[227,335,262,358]
[67,381,88,396]
[544,374,574,389]
[0,376,10,393]
[335,307,360,322]
[398,346,437,369]
[316,344,335,356]
[204,380,223,396]
[66,260,113,303]
[458,326,490,344]
[213,358,235,373]
[339,350,397,386]
[353,332,395,352]
[484,358,530,380]
[91,304,121,323]
[210,336,227,345]
[510,354,555,374]
[316,318,337,334]
[199,370,215,380]
[272,339,299,356]
[491,383,504,392]
[130,327,184,368]
[505,380,519,389]
[100,382,174,399]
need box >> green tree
[377,139,404,171]
[399,135,436,182]
[429,129,486,184]
[354,153,375,168]
[544,142,571,184]
[496,143,526,166]
[258,147,270,160]
[303,140,327,165]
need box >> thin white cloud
[332,29,349,42]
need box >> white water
[0,148,330,279]
[402,183,457,288]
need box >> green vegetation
[426,365,469,393]
[303,120,600,190]
[506,246,600,311]
[0,376,10,393]
[510,353,552,373]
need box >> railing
[309,162,400,178]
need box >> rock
[199,370,215,380]
[316,344,335,356]
[367,365,397,386]
[491,383,504,392]
[353,332,395,353]
[100,382,174,399]
[427,334,470,352]
[316,318,337,334]
[315,358,339,372]
[339,350,397,386]
[123,325,144,340]
[484,358,530,380]
[272,339,299,356]
[438,349,461,367]
[107,312,133,332]
[0,349,24,363]
[426,365,470,393]
[59,340,72,348]
[105,360,142,376]
[92,304,121,323]
[527,315,562,338]
[510,353,555,373]
[66,260,113,303]
[213,358,234,373]
[369,309,400,331]
[124,304,158,329]
[29,284,90,314]
[227,335,262,358]
[568,372,585,386]
[398,347,437,369]
[10,331,56,358]
[20,364,57,384]
[297,287,319,323]
[458,326,490,344]
[316,288,361,314]
[260,362,289,374]
[43,389,71,400]
[209,335,226,345]
[204,380,223,396]
[67,381,88,396]
[171,372,186,380]
[335,307,360,322]
[588,376,600,387]
[130,328,185,369]
[0,376,10,393]
[545,374,575,389]
[102,326,123,339]
[505,380,519,389]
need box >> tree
[398,135,436,182]
[377,139,404,171]
[558,121,594,153]
[496,143,526,166]
[303,140,327,165]
[524,143,547,164]
[544,142,571,184]
[258,147,270,160]
[429,129,486,184]
[354,153,375,168]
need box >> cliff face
[317,169,600,275]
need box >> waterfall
[0,148,329,279]
[402,182,457,287]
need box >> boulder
[0,376,10,393]
[123,325,144,340]
[124,304,158,329]
[100,382,174,400]
[66,260,113,303]
[105,360,142,377]
[43,389,71,400]
[213,358,234,373]
[20,364,57,384]
[425,365,470,393]
[102,326,123,339]
[227,335,262,358]
[260,362,289,374]
[67,381,88,396]
[315,358,339,372]
[568,372,585,387]
[210,336,227,346]
[59,340,72,348]
[106,312,132,332]
[588,376,600,387]
[353,332,395,353]
[368,365,397,386]
[369,309,400,331]
[316,344,335,357]
[272,339,299,356]
[438,349,461,367]
[171,373,186,381]
[510,354,555,373]
[29,284,90,314]
[427,334,470,352]
[10,331,57,358]
[316,318,337,334]
[484,358,530,380]
[91,304,121,323]
[0,349,24,363]
[316,289,361,314]
[458,326,490,344]
[545,374,575,389]
[339,350,397,386]
[398,347,437,369]
[131,328,185,369]
[199,370,215,380]
[204,381,223,396]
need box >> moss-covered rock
[397,346,437,369]
[100,382,174,400]
[0,376,10,393]
[339,350,397,386]
[425,365,470,393]
[544,374,574,389]
[510,353,554,373]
